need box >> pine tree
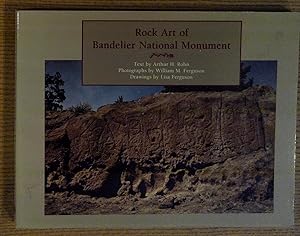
[240,63,253,89]
[45,72,66,111]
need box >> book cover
[16,11,299,228]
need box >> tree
[45,72,66,111]
[240,62,254,89]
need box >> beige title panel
[82,21,241,85]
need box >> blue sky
[243,61,277,89]
[45,60,277,110]
[45,60,163,109]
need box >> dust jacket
[16,11,300,228]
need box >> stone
[45,86,275,214]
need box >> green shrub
[114,96,124,104]
[68,102,92,115]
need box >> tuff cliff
[45,86,275,214]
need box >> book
[16,11,300,228]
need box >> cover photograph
[16,11,299,228]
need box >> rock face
[45,86,275,214]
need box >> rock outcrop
[45,86,275,214]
